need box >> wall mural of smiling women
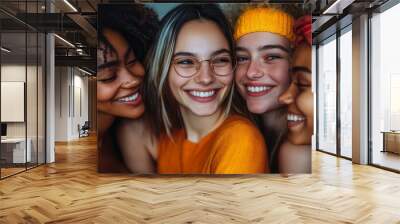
[97,3,311,174]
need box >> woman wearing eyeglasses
[145,4,268,174]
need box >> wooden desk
[1,138,32,163]
[381,131,400,154]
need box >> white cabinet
[1,138,32,163]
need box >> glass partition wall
[0,2,46,179]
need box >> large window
[316,25,353,159]
[312,45,317,150]
[317,36,337,154]
[370,3,400,171]
[339,27,352,158]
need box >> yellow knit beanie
[234,7,295,42]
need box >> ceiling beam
[55,55,95,71]
[67,13,97,39]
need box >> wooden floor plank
[0,135,399,223]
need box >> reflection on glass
[340,29,352,158]
[371,3,400,171]
[318,37,337,154]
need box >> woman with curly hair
[97,4,159,173]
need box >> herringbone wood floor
[1,135,400,224]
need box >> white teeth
[118,92,139,102]
[287,113,305,122]
[189,90,215,98]
[247,85,271,93]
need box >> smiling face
[97,28,145,119]
[235,32,291,114]
[168,20,233,117]
[278,42,313,145]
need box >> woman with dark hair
[145,4,268,174]
[97,4,159,173]
[278,16,313,173]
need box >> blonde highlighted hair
[144,4,236,138]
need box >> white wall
[55,66,69,141]
[54,67,89,141]
[72,73,89,138]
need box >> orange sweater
[157,115,268,174]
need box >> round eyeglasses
[172,54,235,78]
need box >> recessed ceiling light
[78,67,93,76]
[54,34,75,48]
[1,47,11,53]
[323,0,355,14]
[63,0,78,12]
